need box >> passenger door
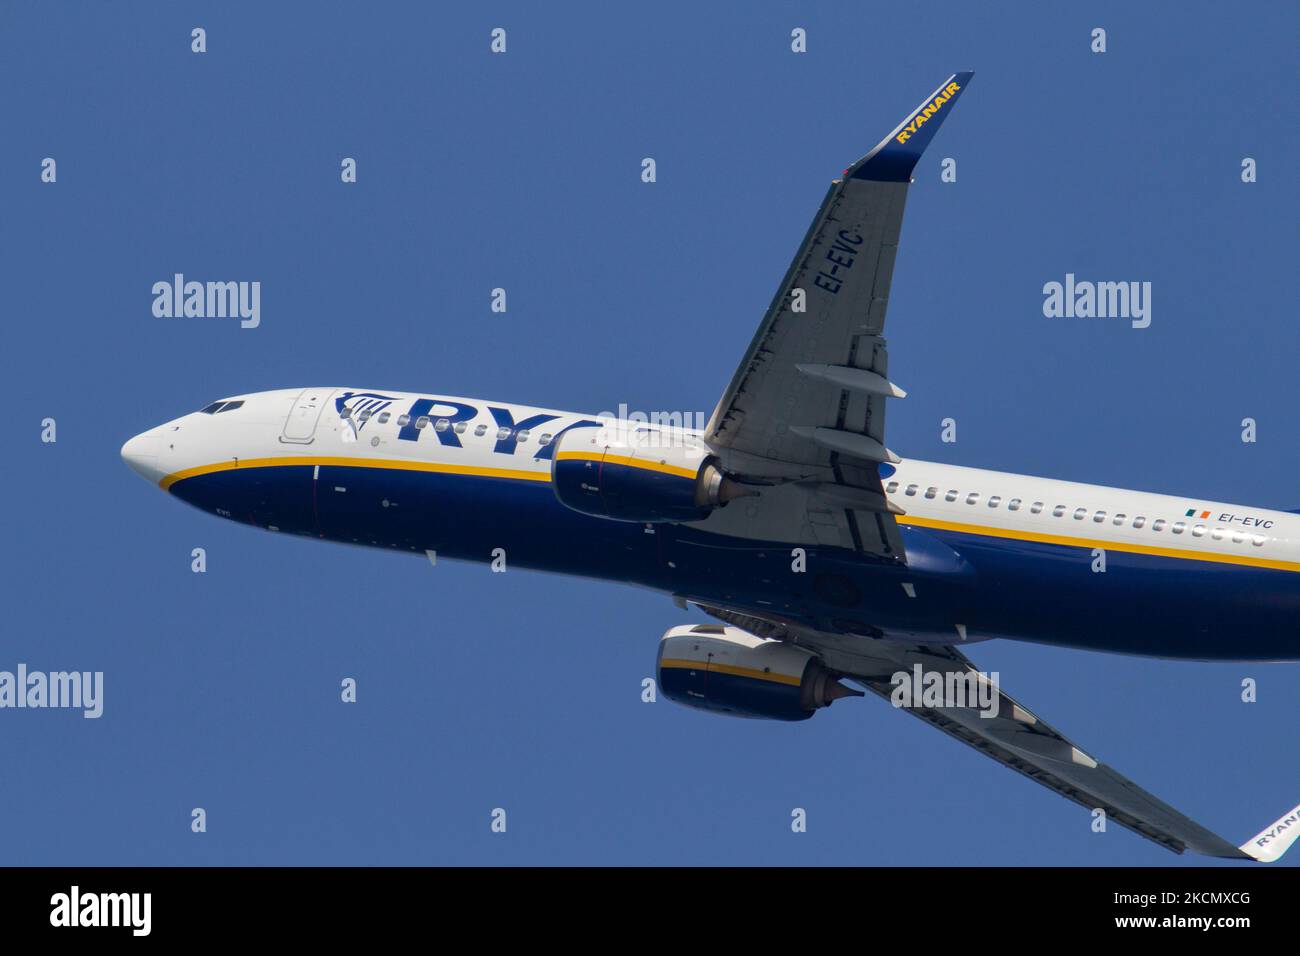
[281,388,336,444]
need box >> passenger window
[965,493,979,505]
[377,412,390,424]
[1191,525,1206,537]
[397,414,411,427]
[358,409,372,422]
[1133,516,1146,529]
[1008,499,1021,511]
[1112,514,1125,525]
[1211,528,1224,540]
[539,434,552,446]
[1092,511,1105,522]
[474,424,488,437]
[924,487,938,499]
[1172,522,1186,534]
[1231,531,1245,544]
[1052,505,1066,517]
[517,429,531,443]
[1252,535,1266,547]
[1030,502,1044,514]
[1073,508,1086,520]
[905,484,919,496]
[454,422,468,434]
[988,496,1001,507]
[435,419,450,432]
[496,427,512,440]
[415,416,429,429]
[886,481,900,494]
[945,490,958,502]
[1153,519,1166,531]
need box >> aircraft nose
[120,428,165,485]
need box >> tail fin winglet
[1239,802,1300,862]
[849,71,974,183]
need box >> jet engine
[657,624,862,721]
[551,422,749,523]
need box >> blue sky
[1,1,1297,865]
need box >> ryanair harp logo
[895,81,961,145]
[335,391,397,439]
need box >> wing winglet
[1239,802,1300,862]
[849,71,974,183]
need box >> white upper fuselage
[883,460,1299,574]
[121,386,1300,576]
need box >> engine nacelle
[657,624,862,721]
[552,422,746,523]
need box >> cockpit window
[200,399,244,414]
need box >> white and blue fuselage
[121,386,1300,663]
[112,73,1300,861]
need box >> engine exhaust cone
[825,680,865,702]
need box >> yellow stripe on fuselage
[160,458,1300,574]
[159,455,551,491]
[658,658,802,686]
[554,450,698,479]
[898,514,1300,574]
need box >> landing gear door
[281,388,336,444]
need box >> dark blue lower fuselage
[167,463,1300,661]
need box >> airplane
[121,71,1300,863]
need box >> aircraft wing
[706,72,972,559]
[701,606,1300,860]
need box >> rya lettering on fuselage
[332,390,600,461]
